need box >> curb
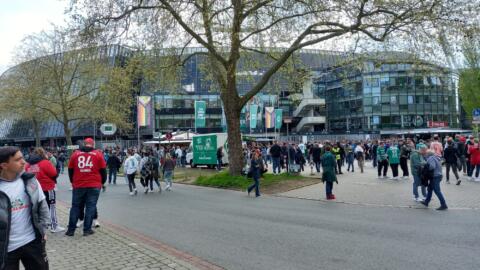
[57,200,224,270]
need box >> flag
[274,109,283,129]
[265,107,275,128]
[194,101,206,128]
[137,96,152,127]
[250,104,258,129]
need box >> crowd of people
[1,133,479,268]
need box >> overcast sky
[0,0,68,74]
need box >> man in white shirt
[0,146,50,270]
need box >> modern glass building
[0,46,466,146]
[313,54,461,135]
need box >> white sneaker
[129,191,135,196]
[475,178,480,182]
[50,225,66,233]
[76,220,84,228]
[415,197,425,202]
[93,219,100,228]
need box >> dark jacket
[444,146,458,164]
[107,155,121,170]
[311,146,322,162]
[270,144,282,158]
[0,173,50,269]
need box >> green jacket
[410,150,426,177]
[321,152,338,183]
[387,146,400,164]
[376,146,388,161]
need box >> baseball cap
[84,138,95,146]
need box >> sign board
[67,145,79,150]
[473,109,480,123]
[284,117,293,124]
[194,101,206,128]
[100,123,117,136]
[193,135,217,165]
[153,132,161,139]
[427,121,448,128]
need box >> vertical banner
[265,107,275,129]
[250,104,258,129]
[137,96,152,127]
[274,109,283,129]
[194,100,206,128]
[221,105,227,132]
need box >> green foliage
[194,171,307,190]
[459,69,480,119]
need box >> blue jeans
[325,181,333,195]
[412,175,426,198]
[272,157,281,174]
[164,170,173,186]
[108,169,117,184]
[314,161,321,173]
[68,187,101,232]
[468,164,480,177]
[424,176,447,207]
[248,175,260,196]
[217,158,222,170]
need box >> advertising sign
[193,135,217,165]
[195,101,206,128]
[250,104,258,129]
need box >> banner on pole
[265,107,275,129]
[194,101,206,128]
[250,104,258,129]
[137,96,152,127]
[274,109,283,129]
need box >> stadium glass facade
[313,60,459,134]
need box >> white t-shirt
[0,176,45,252]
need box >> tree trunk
[32,118,41,147]
[222,86,243,176]
[64,123,73,146]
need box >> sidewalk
[41,202,223,270]
[278,162,480,210]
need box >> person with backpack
[139,151,155,194]
[420,150,448,210]
[0,147,50,270]
[387,142,400,180]
[410,143,427,202]
[444,139,461,185]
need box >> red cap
[84,138,95,146]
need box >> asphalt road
[56,175,480,270]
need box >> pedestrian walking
[346,143,355,172]
[387,142,400,180]
[0,146,50,270]
[321,146,338,200]
[66,138,107,237]
[467,139,480,181]
[444,140,461,185]
[107,151,121,185]
[124,149,138,196]
[372,141,378,168]
[139,151,155,194]
[247,151,261,197]
[399,140,410,178]
[216,146,224,171]
[421,150,448,210]
[430,135,443,157]
[311,143,322,174]
[332,143,343,174]
[270,141,282,175]
[410,143,427,202]
[25,148,65,233]
[457,136,467,174]
[354,143,365,173]
[163,154,175,191]
[377,141,389,179]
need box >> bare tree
[71,0,463,174]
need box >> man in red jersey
[65,138,106,237]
